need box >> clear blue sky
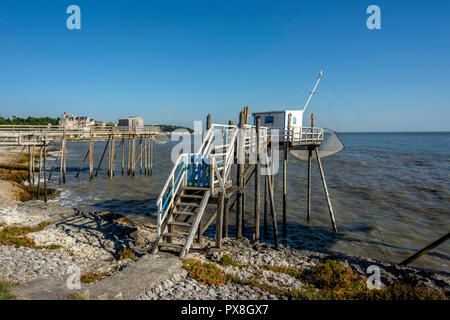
[0,0,449,131]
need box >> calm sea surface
[48,132,449,273]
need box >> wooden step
[183,186,210,191]
[162,232,187,238]
[178,202,199,207]
[157,242,183,249]
[168,221,192,227]
[180,194,203,199]
[173,210,195,216]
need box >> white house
[118,116,144,128]
[252,109,304,141]
[251,70,324,142]
[59,112,95,128]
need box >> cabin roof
[252,111,285,115]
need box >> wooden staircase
[152,187,210,258]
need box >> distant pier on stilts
[0,123,161,203]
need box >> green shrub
[183,259,227,287]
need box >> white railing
[288,127,324,145]
[155,122,272,236]
[155,154,188,236]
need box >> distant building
[59,112,95,128]
[106,122,117,127]
[118,116,144,128]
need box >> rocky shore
[0,200,448,300]
[0,147,448,300]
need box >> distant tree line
[0,116,59,126]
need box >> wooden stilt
[127,136,131,175]
[307,148,312,222]
[31,145,35,185]
[95,136,110,177]
[143,136,147,175]
[37,146,42,200]
[76,149,89,178]
[48,145,60,182]
[216,191,224,248]
[283,113,291,236]
[139,138,143,174]
[400,232,450,266]
[267,157,279,247]
[28,146,32,184]
[122,135,125,175]
[236,111,245,238]
[131,137,136,177]
[43,138,47,203]
[59,141,63,185]
[254,117,261,242]
[314,147,337,232]
[198,214,203,245]
[223,198,229,238]
[108,135,111,176]
[150,138,153,175]
[89,130,94,181]
[110,134,115,179]
[9,146,25,174]
[62,126,66,184]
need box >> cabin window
[293,117,297,124]
[265,116,273,124]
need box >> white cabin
[252,110,304,141]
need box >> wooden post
[307,148,312,221]
[110,134,115,179]
[314,147,337,232]
[236,111,245,238]
[254,117,261,242]
[107,136,111,176]
[48,147,60,182]
[127,136,131,175]
[122,135,125,175]
[131,137,136,177]
[216,191,224,248]
[76,149,89,178]
[400,232,450,266]
[139,137,143,174]
[150,138,153,175]
[206,114,212,131]
[267,156,279,247]
[198,214,204,245]
[43,138,47,203]
[89,129,94,181]
[62,126,66,184]
[143,136,147,175]
[264,174,268,235]
[283,113,291,236]
[31,145,35,185]
[37,146,42,200]
[223,198,229,238]
[59,140,63,185]
[9,146,25,174]
[95,136,110,177]
[28,145,32,184]
[307,113,314,221]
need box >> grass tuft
[0,221,60,249]
[260,265,303,280]
[183,259,227,287]
[0,280,18,300]
[80,272,110,284]
[115,248,136,261]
